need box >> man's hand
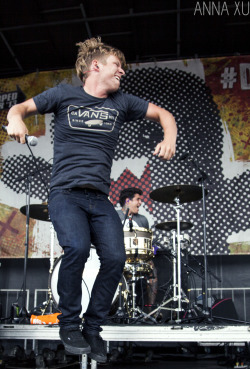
[6,98,38,144]
[153,138,176,160]
[6,119,29,144]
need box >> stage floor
[67,360,240,369]
[0,358,238,369]
[1,323,250,342]
[1,323,250,368]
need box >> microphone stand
[187,252,221,284]
[22,176,31,320]
[16,160,48,321]
[15,173,33,322]
[129,214,133,232]
[186,157,210,318]
[180,153,247,324]
[122,208,130,228]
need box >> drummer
[117,187,157,311]
[117,187,149,229]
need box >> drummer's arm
[6,98,38,144]
[145,103,177,160]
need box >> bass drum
[49,248,127,317]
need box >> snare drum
[124,227,153,263]
[124,261,153,276]
[49,248,127,317]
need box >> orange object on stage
[30,313,60,325]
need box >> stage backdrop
[0,56,249,258]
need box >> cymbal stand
[142,198,188,322]
[173,197,182,320]
[156,197,184,321]
[171,228,177,311]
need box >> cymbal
[20,204,50,222]
[155,221,193,232]
[150,184,205,204]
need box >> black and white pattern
[1,66,249,255]
[2,154,51,202]
[115,66,249,255]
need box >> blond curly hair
[75,37,126,83]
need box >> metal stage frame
[1,323,250,368]
[1,323,250,342]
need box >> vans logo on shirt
[68,105,119,132]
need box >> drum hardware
[108,279,129,319]
[166,198,184,321]
[125,263,157,324]
[179,233,191,248]
[180,157,217,320]
[159,233,191,251]
[147,184,204,322]
[124,261,153,276]
[145,226,189,321]
[116,282,128,317]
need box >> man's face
[127,193,142,215]
[98,54,125,93]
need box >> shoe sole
[59,333,91,355]
[63,342,91,355]
[88,352,107,363]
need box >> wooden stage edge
[1,324,250,344]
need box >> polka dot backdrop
[1,67,249,255]
[1,114,55,203]
[2,155,52,202]
[110,66,250,255]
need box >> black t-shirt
[33,84,149,194]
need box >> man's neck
[84,79,109,98]
[122,207,128,214]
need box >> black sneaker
[59,328,91,355]
[83,331,107,363]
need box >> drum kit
[19,184,205,323]
[111,184,205,323]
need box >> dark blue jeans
[49,188,126,333]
